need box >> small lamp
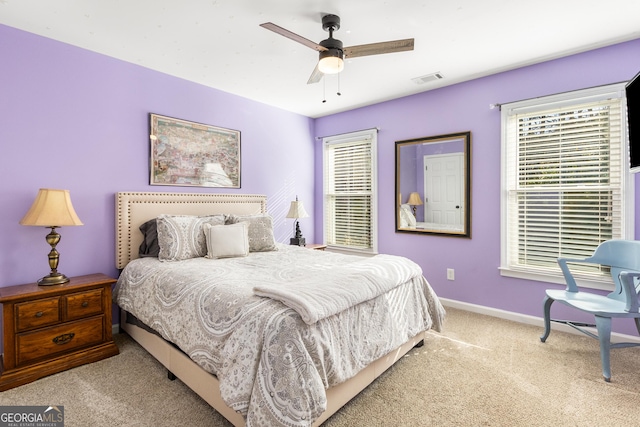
[286,196,309,246]
[407,192,423,217]
[20,189,84,286]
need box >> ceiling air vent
[411,72,444,85]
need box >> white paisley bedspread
[114,244,445,427]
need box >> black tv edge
[626,69,640,173]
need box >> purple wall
[2,21,640,338]
[315,38,640,336]
[0,24,316,291]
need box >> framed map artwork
[149,113,241,188]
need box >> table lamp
[20,189,84,285]
[286,196,309,246]
[407,192,423,217]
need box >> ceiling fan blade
[260,22,328,52]
[307,64,324,84]
[344,38,414,58]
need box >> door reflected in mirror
[395,131,471,237]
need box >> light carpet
[1,307,639,426]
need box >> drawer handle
[53,333,75,345]
[81,301,89,307]
[35,311,43,318]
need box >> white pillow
[400,204,417,227]
[204,222,250,259]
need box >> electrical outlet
[447,268,455,281]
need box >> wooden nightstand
[0,273,119,391]
[306,244,327,251]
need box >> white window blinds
[501,84,632,285]
[323,130,377,253]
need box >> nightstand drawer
[16,297,60,332]
[16,316,104,366]
[65,289,103,320]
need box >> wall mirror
[395,131,471,237]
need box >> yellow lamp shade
[20,189,83,227]
[407,192,423,206]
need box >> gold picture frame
[149,113,241,188]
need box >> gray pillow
[156,214,225,261]
[138,218,160,257]
[225,214,277,252]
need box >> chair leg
[540,296,554,343]
[594,316,612,382]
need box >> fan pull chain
[322,78,327,103]
[322,74,343,103]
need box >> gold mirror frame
[395,131,471,237]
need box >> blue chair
[540,240,640,381]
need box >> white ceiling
[1,0,639,118]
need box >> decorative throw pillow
[156,214,225,261]
[225,214,277,252]
[203,222,250,259]
[138,218,160,257]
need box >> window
[323,129,378,254]
[500,84,634,289]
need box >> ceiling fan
[260,14,414,84]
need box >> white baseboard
[439,298,640,345]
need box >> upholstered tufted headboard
[115,192,267,269]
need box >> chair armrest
[618,271,640,313]
[557,257,598,292]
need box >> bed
[114,191,445,426]
[399,204,464,232]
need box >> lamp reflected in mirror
[406,192,423,219]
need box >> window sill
[326,245,377,257]
[499,267,613,291]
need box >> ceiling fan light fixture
[318,49,344,74]
[318,56,344,74]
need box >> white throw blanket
[253,254,423,324]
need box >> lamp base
[37,272,70,286]
[290,237,306,246]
